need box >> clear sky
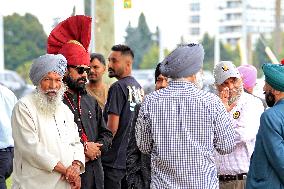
[0,0,188,50]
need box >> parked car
[132,69,155,94]
[0,70,34,99]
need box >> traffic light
[124,0,132,8]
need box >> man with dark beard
[246,63,284,189]
[102,44,144,189]
[47,15,113,189]
[11,54,84,189]
[213,61,263,189]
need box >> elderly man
[246,63,284,189]
[11,54,85,189]
[136,44,235,189]
[213,61,263,189]
[48,15,113,189]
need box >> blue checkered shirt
[135,81,235,189]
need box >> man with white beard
[213,61,263,189]
[11,54,85,189]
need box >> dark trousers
[0,148,14,189]
[103,166,127,189]
[81,161,104,189]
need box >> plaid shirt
[136,81,235,189]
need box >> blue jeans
[0,148,14,189]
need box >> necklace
[64,92,88,142]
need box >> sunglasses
[69,66,91,74]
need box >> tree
[253,38,270,77]
[200,33,214,71]
[16,60,33,84]
[125,13,154,69]
[220,43,240,66]
[139,43,159,69]
[4,13,47,70]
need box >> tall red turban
[47,15,92,66]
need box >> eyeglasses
[69,66,91,74]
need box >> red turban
[47,15,92,66]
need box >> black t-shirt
[102,76,143,169]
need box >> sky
[0,0,188,50]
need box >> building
[186,0,283,46]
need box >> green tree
[253,38,270,77]
[139,43,159,69]
[125,13,154,69]
[200,33,214,71]
[4,13,47,70]
[16,60,33,84]
[220,42,240,66]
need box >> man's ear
[273,89,281,95]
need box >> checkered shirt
[135,81,235,189]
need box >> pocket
[21,161,45,177]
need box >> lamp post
[90,0,96,53]
[0,14,4,71]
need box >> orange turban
[47,15,92,66]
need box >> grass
[6,177,12,189]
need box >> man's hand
[219,87,236,112]
[84,142,103,160]
[65,165,80,184]
[70,175,81,189]
[53,161,67,176]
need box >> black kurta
[63,91,113,189]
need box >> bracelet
[72,161,82,168]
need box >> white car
[0,70,34,98]
[132,69,155,94]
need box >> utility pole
[214,1,220,66]
[0,14,4,71]
[90,0,96,53]
[275,0,282,57]
[95,0,114,57]
[241,0,248,65]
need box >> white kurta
[11,93,85,189]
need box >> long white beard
[34,85,66,117]
[195,71,203,90]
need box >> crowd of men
[1,15,284,189]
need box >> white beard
[195,71,204,90]
[228,85,243,106]
[34,85,66,117]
